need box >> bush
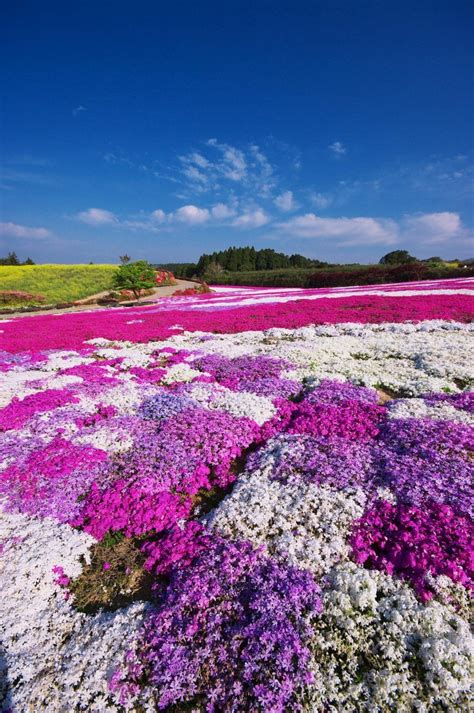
[0,290,46,305]
[172,282,211,296]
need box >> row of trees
[0,252,35,265]
[176,248,462,281]
[196,247,326,276]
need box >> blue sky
[1,0,473,264]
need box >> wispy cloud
[72,105,87,117]
[0,221,52,239]
[175,139,277,199]
[309,192,332,210]
[274,190,297,212]
[328,141,346,156]
[75,208,117,226]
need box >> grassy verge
[0,264,117,304]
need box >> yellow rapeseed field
[0,264,117,303]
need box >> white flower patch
[43,351,95,372]
[307,563,473,712]
[54,602,150,712]
[73,425,134,454]
[161,321,474,396]
[99,381,157,414]
[388,398,474,425]
[186,382,276,425]
[0,510,93,709]
[0,510,148,711]
[207,471,366,577]
[160,362,202,385]
[0,370,83,408]
[94,344,154,369]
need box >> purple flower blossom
[424,390,474,413]
[112,536,322,712]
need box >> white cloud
[232,209,270,229]
[401,212,464,244]
[276,210,472,248]
[276,213,398,245]
[0,221,52,239]
[75,208,117,226]
[181,164,209,186]
[211,141,247,182]
[177,140,275,198]
[151,209,166,223]
[328,141,346,156]
[188,152,210,169]
[211,202,237,219]
[72,105,87,117]
[249,144,275,196]
[173,204,210,225]
[274,190,296,212]
[309,192,332,210]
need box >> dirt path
[0,280,199,320]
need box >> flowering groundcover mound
[0,280,473,711]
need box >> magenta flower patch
[351,499,474,601]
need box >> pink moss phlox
[52,565,71,588]
[287,400,385,441]
[351,499,474,601]
[75,404,118,428]
[59,362,120,386]
[128,366,167,383]
[0,388,79,432]
[72,479,192,539]
[141,521,209,577]
[2,293,472,353]
[0,436,108,522]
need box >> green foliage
[111,260,156,299]
[379,250,417,265]
[196,246,326,276]
[207,268,317,287]
[0,264,117,304]
[155,263,198,278]
[205,263,474,288]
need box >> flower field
[0,278,473,711]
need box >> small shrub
[0,290,46,305]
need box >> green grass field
[0,264,117,304]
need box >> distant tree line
[0,251,35,265]
[196,246,326,276]
[156,247,327,279]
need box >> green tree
[379,250,417,265]
[112,260,156,300]
[119,254,131,264]
[23,257,35,265]
[204,261,224,280]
